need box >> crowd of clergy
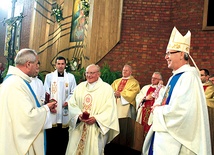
[0,26,213,155]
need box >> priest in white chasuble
[0,48,56,155]
[66,64,119,155]
[111,64,140,119]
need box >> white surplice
[30,76,45,105]
[44,70,77,127]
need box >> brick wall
[98,0,214,87]
[1,0,214,87]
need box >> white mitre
[167,27,191,53]
[167,27,199,73]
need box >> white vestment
[30,76,45,104]
[44,70,76,127]
[143,64,212,155]
[66,78,119,155]
[0,66,52,155]
[136,84,165,124]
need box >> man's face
[32,62,40,78]
[165,50,182,71]
[28,56,39,77]
[200,70,209,83]
[209,77,214,85]
[151,73,161,85]
[55,59,66,73]
[122,66,132,78]
[85,66,100,84]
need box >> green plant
[1,63,9,80]
[81,0,90,18]
[65,59,121,85]
[51,4,64,23]
[100,63,121,85]
[70,68,86,84]
[65,58,85,84]
[38,72,45,83]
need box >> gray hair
[184,53,189,61]
[15,49,37,66]
[210,74,214,78]
[153,72,162,80]
[123,64,132,71]
[86,64,100,72]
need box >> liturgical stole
[149,72,184,155]
[117,79,128,92]
[203,85,208,91]
[5,74,47,155]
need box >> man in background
[0,48,57,155]
[66,64,119,155]
[199,68,214,155]
[30,61,45,104]
[136,72,164,137]
[111,64,140,119]
[200,68,214,107]
[209,74,214,85]
[44,56,77,155]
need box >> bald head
[85,64,101,84]
[122,64,132,78]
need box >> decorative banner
[70,0,86,42]
[4,25,12,57]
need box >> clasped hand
[79,114,96,125]
[146,92,154,100]
[46,100,57,113]
[114,91,120,98]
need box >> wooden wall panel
[30,0,54,72]
[86,0,123,65]
[29,0,123,73]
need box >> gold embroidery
[143,107,151,123]
[161,85,170,105]
[117,79,128,92]
[51,82,57,94]
[76,124,88,155]
[83,94,92,112]
[76,93,93,154]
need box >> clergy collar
[58,72,64,77]
[87,81,98,89]
[151,84,157,87]
[122,76,131,80]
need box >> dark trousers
[46,124,69,155]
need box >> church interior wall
[0,0,213,87]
